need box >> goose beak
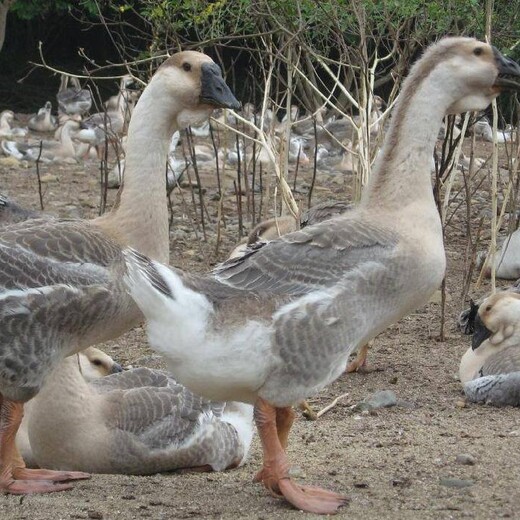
[200,62,241,110]
[111,362,124,374]
[492,47,520,91]
[471,314,492,350]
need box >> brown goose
[0,50,240,494]
[125,39,520,514]
[17,350,253,475]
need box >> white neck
[361,67,457,210]
[95,77,180,264]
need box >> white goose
[28,102,58,133]
[125,39,520,514]
[0,110,28,138]
[16,347,122,467]
[461,292,520,406]
[17,349,253,474]
[1,120,80,163]
[0,50,240,495]
[57,75,92,116]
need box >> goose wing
[480,346,520,376]
[464,372,520,406]
[211,215,398,296]
[93,368,227,448]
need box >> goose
[0,50,240,495]
[0,110,28,138]
[477,228,520,280]
[460,292,520,406]
[16,347,123,468]
[0,194,44,225]
[474,117,515,143]
[1,120,80,163]
[28,102,58,133]
[105,74,140,113]
[124,39,520,514]
[18,351,253,475]
[57,75,92,116]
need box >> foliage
[9,0,100,19]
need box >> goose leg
[346,342,371,373]
[0,395,90,494]
[253,398,347,514]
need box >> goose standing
[460,292,520,406]
[0,50,240,494]
[19,352,253,475]
[16,347,122,468]
[125,39,520,514]
[57,75,92,116]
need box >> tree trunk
[0,0,15,54]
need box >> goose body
[0,50,240,495]
[125,39,520,514]
[57,76,92,116]
[460,292,520,406]
[0,110,28,138]
[0,194,44,225]
[28,102,58,133]
[17,351,253,474]
[16,347,122,467]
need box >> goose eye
[485,305,492,311]
[92,359,103,366]
[182,62,192,72]
[473,47,484,56]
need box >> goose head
[78,347,123,382]
[156,51,240,130]
[472,292,520,351]
[425,38,520,114]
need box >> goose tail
[123,248,213,345]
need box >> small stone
[439,477,475,488]
[40,174,59,183]
[121,494,136,500]
[87,511,103,520]
[389,376,398,384]
[456,454,476,465]
[355,390,398,411]
[456,400,467,408]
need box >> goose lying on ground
[1,120,80,163]
[16,347,122,467]
[477,228,520,280]
[474,118,515,143]
[124,39,520,514]
[16,348,253,474]
[460,292,520,406]
[0,110,28,138]
[28,102,58,133]
[0,50,240,495]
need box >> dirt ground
[1,137,519,520]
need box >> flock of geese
[0,38,519,515]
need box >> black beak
[471,313,492,350]
[200,62,241,110]
[111,362,124,374]
[492,47,520,91]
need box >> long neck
[95,78,179,264]
[361,67,454,211]
[39,355,89,401]
[60,124,76,156]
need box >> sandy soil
[1,138,519,520]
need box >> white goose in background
[16,348,253,474]
[461,292,520,406]
[124,39,520,514]
[1,119,80,163]
[16,347,122,467]
[474,117,515,143]
[0,50,240,495]
[478,228,520,280]
[0,110,28,138]
[28,102,58,133]
[57,75,92,116]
